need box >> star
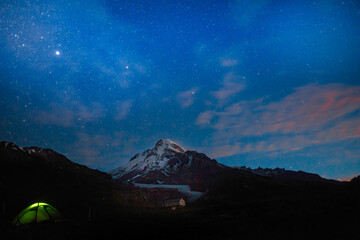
[55,50,60,56]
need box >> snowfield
[133,183,204,202]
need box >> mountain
[2,140,359,239]
[0,140,120,222]
[111,139,336,191]
[0,141,110,186]
[235,166,332,182]
[110,139,230,191]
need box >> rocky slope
[110,139,229,191]
[235,166,332,182]
[110,139,337,191]
[0,141,110,185]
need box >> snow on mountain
[109,139,228,190]
[109,139,186,179]
[0,141,46,155]
[1,141,24,152]
[0,141,76,169]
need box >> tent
[13,202,64,226]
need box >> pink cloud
[261,84,360,134]
[316,117,360,142]
[209,143,241,158]
[340,173,360,182]
[197,83,360,158]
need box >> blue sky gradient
[1,0,360,180]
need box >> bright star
[55,50,60,56]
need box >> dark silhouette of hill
[1,140,360,240]
[110,139,335,192]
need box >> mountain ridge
[1,140,360,240]
[0,140,111,186]
[110,139,336,190]
[110,139,230,191]
[1,140,337,185]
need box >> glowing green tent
[13,202,64,226]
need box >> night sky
[1,0,360,180]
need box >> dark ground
[1,172,360,240]
[1,142,360,239]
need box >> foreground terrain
[1,140,360,239]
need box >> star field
[1,0,360,180]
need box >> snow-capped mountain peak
[110,139,186,179]
[0,141,68,163]
[110,139,228,190]
[0,141,42,154]
[154,139,185,154]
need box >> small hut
[163,198,186,210]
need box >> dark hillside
[1,141,360,239]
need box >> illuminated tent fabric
[13,202,64,226]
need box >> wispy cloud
[34,101,105,127]
[70,132,140,170]
[209,143,241,158]
[230,0,270,28]
[195,110,216,125]
[198,83,360,158]
[212,72,246,105]
[177,87,198,108]
[72,132,122,169]
[115,100,133,121]
[220,58,238,67]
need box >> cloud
[209,143,241,158]
[197,83,360,158]
[34,101,105,127]
[340,173,359,182]
[220,58,238,67]
[72,132,122,168]
[195,110,216,125]
[115,100,132,121]
[230,0,270,28]
[177,88,198,108]
[70,132,141,170]
[35,107,75,127]
[212,72,246,104]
